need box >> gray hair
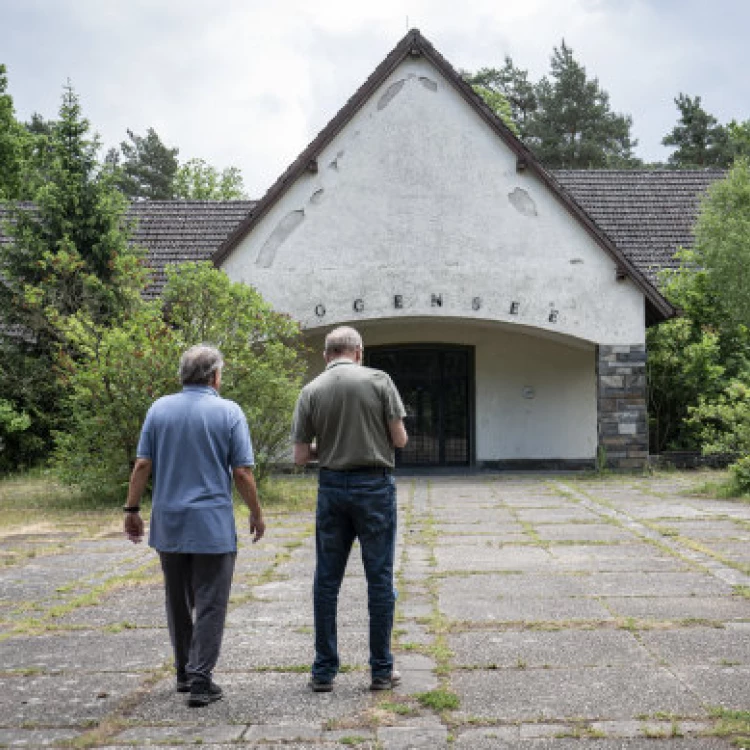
[324,326,363,356]
[179,345,224,386]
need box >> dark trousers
[313,470,397,681]
[159,551,235,684]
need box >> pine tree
[526,41,639,168]
[0,83,145,468]
[0,64,34,200]
[111,127,179,200]
[662,94,732,168]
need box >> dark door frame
[365,343,476,467]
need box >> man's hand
[249,513,266,543]
[124,512,144,544]
[233,465,265,543]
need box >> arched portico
[302,317,608,469]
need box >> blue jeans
[313,469,397,681]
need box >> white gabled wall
[221,55,645,347]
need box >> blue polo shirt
[136,385,254,553]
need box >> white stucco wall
[222,54,645,347]
[304,320,597,461]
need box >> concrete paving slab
[127,671,378,725]
[114,723,244,744]
[221,626,368,668]
[0,672,143,726]
[516,508,602,523]
[672,664,750,710]
[602,595,750,621]
[536,524,636,542]
[441,592,613,623]
[548,544,689,572]
[580,572,731,598]
[450,665,704,722]
[0,728,82,746]
[54,584,167,627]
[0,629,171,672]
[449,629,653,668]
[435,544,553,572]
[640,624,750,666]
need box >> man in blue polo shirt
[124,344,265,707]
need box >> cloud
[1,0,748,194]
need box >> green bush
[729,456,750,495]
[53,262,307,501]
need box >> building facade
[214,30,675,469]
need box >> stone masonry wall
[597,344,648,470]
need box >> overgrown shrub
[53,262,307,501]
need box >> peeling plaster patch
[328,150,345,171]
[419,76,438,92]
[309,189,324,206]
[255,210,305,268]
[377,79,405,110]
[508,187,538,217]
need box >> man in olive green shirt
[291,326,407,692]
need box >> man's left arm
[124,458,151,543]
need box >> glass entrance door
[366,346,472,466]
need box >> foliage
[0,64,35,200]
[172,158,247,200]
[161,262,306,479]
[647,161,750,453]
[692,159,750,328]
[464,58,536,131]
[54,262,306,499]
[686,380,750,457]
[0,84,145,337]
[0,82,146,472]
[728,455,750,495]
[0,398,30,463]
[464,41,639,168]
[471,85,519,135]
[662,94,732,168]
[108,127,179,200]
[53,303,181,500]
[526,41,639,168]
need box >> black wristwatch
[123,506,140,513]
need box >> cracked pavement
[1,473,749,748]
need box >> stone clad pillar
[597,344,648,469]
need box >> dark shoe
[187,680,223,707]
[176,677,191,693]
[309,676,334,693]
[370,670,401,691]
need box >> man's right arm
[293,442,318,466]
[233,466,265,543]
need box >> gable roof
[210,28,676,324]
[127,200,255,298]
[554,169,724,288]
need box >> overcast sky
[1,0,748,196]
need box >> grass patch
[253,474,317,513]
[709,707,750,747]
[0,468,122,534]
[415,689,459,711]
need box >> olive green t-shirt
[291,360,406,470]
